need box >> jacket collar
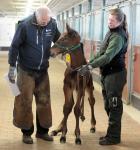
[109,25,123,32]
[31,13,38,25]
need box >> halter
[54,43,81,55]
[53,42,86,72]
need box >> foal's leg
[51,93,74,138]
[60,84,74,143]
[86,78,96,133]
[74,90,83,145]
[51,118,64,136]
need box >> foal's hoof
[90,127,96,133]
[80,116,85,122]
[75,138,81,145]
[51,130,58,136]
[60,136,66,143]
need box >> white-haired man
[8,6,60,144]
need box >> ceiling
[0,0,130,18]
[47,0,83,15]
[46,0,127,15]
[0,0,46,17]
[0,0,83,18]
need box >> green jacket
[89,27,127,70]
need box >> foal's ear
[66,23,72,34]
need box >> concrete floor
[0,51,140,150]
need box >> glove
[8,66,16,83]
[78,64,92,76]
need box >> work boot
[36,133,53,141]
[22,135,33,144]
[99,137,120,145]
[99,135,107,141]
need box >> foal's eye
[64,36,69,40]
[62,38,65,41]
[61,37,68,41]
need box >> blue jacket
[8,14,60,71]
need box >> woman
[81,8,128,145]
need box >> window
[90,14,94,40]
[103,10,109,38]
[75,17,80,33]
[79,4,82,14]
[66,11,69,18]
[93,0,103,10]
[94,11,102,41]
[85,15,90,39]
[79,17,83,39]
[72,8,74,16]
[88,0,92,12]
[75,5,80,16]
[135,4,140,44]
[82,1,88,14]
[86,14,94,40]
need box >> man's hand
[8,66,16,83]
[78,64,92,76]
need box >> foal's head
[50,24,81,56]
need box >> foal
[50,24,96,145]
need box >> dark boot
[36,133,53,141]
[99,135,108,141]
[21,126,34,144]
[99,137,120,145]
[22,135,33,144]
[35,114,53,141]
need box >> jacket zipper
[38,30,44,70]
[36,30,39,45]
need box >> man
[8,6,60,144]
[80,8,128,145]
